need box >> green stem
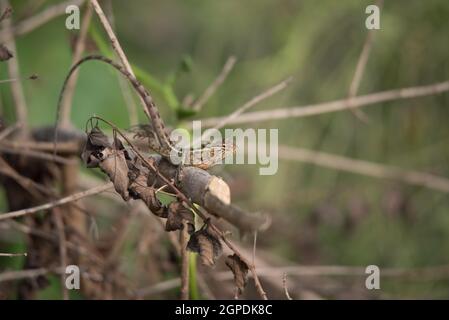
[188,252,199,299]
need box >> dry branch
[199,80,449,127]
[0,268,49,283]
[150,157,269,232]
[0,182,113,221]
[0,122,20,140]
[200,77,292,135]
[0,267,103,283]
[191,56,237,111]
[3,220,102,263]
[0,156,51,198]
[282,273,293,300]
[278,145,449,193]
[0,144,77,165]
[347,0,384,122]
[0,252,27,257]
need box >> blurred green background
[1,0,449,299]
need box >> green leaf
[176,107,198,120]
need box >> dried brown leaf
[165,201,194,232]
[99,147,129,201]
[87,126,111,148]
[82,127,111,167]
[127,157,169,217]
[197,234,215,266]
[187,224,222,267]
[225,254,249,296]
[129,177,168,218]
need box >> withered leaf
[129,173,168,218]
[165,201,194,232]
[225,254,249,296]
[99,147,130,201]
[82,127,111,168]
[88,127,111,148]
[0,44,13,61]
[187,224,222,267]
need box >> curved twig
[199,80,449,127]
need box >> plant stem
[189,253,199,300]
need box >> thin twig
[204,77,292,133]
[1,139,81,153]
[53,208,69,300]
[282,273,293,300]
[278,145,449,193]
[217,264,449,280]
[11,0,85,37]
[180,220,189,300]
[0,158,96,231]
[0,182,113,221]
[136,264,449,297]
[197,77,292,146]
[191,56,237,111]
[0,122,21,141]
[59,2,93,128]
[199,80,449,127]
[0,75,38,84]
[0,144,77,165]
[347,0,384,122]
[252,231,257,266]
[0,252,27,257]
[0,156,52,198]
[2,220,103,264]
[348,27,374,121]
[0,267,103,283]
[0,268,49,282]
